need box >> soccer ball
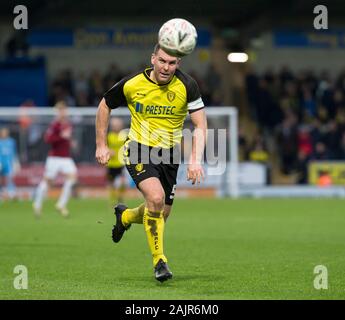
[158,18,198,57]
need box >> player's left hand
[187,163,205,185]
[61,128,72,139]
[95,145,111,166]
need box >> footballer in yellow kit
[106,117,127,204]
[96,44,207,282]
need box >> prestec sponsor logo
[135,101,176,115]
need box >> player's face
[151,49,180,84]
[57,107,68,120]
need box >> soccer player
[107,117,127,204]
[33,101,77,217]
[0,127,18,200]
[95,44,207,282]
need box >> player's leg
[4,168,16,200]
[138,177,172,282]
[32,177,52,216]
[6,174,16,200]
[120,198,170,229]
[0,165,7,200]
[111,170,160,243]
[117,169,126,203]
[107,168,117,206]
[56,158,77,217]
[0,172,4,201]
[33,156,58,215]
[0,162,16,200]
[145,162,178,281]
[109,167,126,205]
[112,141,149,242]
[56,173,76,217]
[158,163,179,222]
[121,202,145,225]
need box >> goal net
[0,106,238,198]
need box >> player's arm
[95,77,128,166]
[188,108,207,184]
[95,98,112,165]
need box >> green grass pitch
[0,197,345,300]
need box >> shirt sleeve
[103,78,127,109]
[175,70,205,113]
[188,97,204,113]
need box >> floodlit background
[1,0,345,300]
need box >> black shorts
[107,167,124,182]
[124,140,180,205]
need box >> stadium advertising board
[309,161,345,185]
[274,30,345,48]
[27,28,211,48]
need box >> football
[158,18,198,57]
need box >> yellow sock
[118,184,126,203]
[109,188,117,204]
[143,207,167,266]
[122,203,145,226]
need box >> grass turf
[0,198,344,300]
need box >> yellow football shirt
[107,131,127,168]
[104,68,204,148]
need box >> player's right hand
[95,146,111,166]
[187,163,205,185]
[61,128,72,139]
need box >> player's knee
[66,175,77,184]
[43,178,52,187]
[147,192,165,210]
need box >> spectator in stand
[245,65,260,121]
[311,141,330,161]
[205,65,222,106]
[89,70,105,106]
[103,64,124,89]
[279,65,294,87]
[338,132,345,159]
[247,135,271,184]
[324,120,342,159]
[257,77,282,132]
[295,150,310,185]
[301,85,317,120]
[276,112,299,174]
[280,81,300,119]
[297,125,313,158]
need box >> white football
[158,18,198,57]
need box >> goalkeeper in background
[106,117,127,205]
[0,127,19,200]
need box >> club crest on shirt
[135,163,144,172]
[167,91,176,102]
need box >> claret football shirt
[104,68,204,148]
[44,120,72,157]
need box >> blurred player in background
[32,101,77,217]
[107,117,127,205]
[95,44,207,282]
[0,127,19,200]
